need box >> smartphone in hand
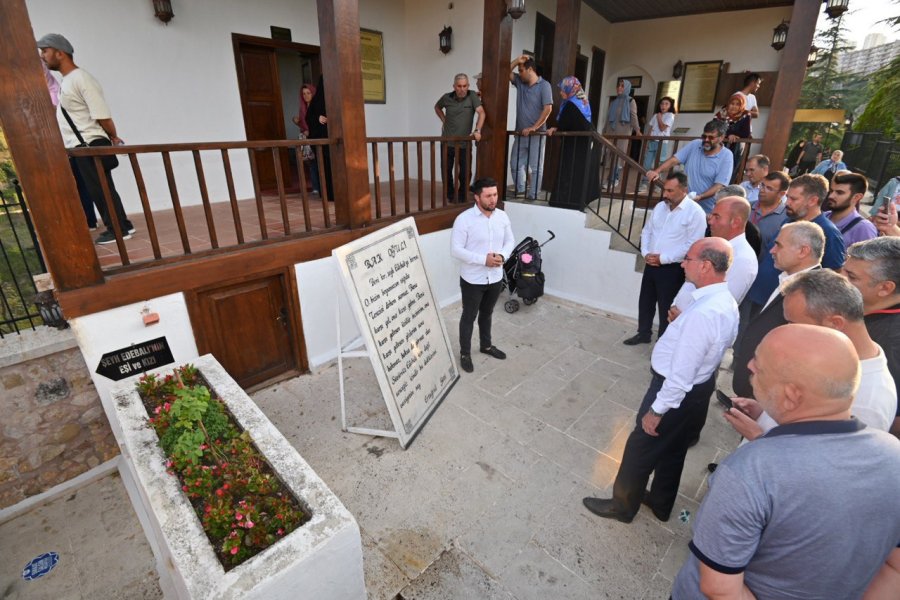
[715,389,734,411]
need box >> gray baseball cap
[37,33,74,55]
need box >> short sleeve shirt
[799,142,822,163]
[674,139,734,204]
[57,68,112,148]
[649,112,675,136]
[436,91,481,137]
[512,74,553,132]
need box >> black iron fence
[0,179,47,337]
[841,131,900,190]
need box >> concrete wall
[0,330,118,509]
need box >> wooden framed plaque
[360,28,386,104]
[678,61,723,113]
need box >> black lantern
[672,60,684,79]
[439,26,452,54]
[508,0,526,19]
[771,20,789,51]
[808,45,819,67]
[33,291,68,330]
[824,0,850,19]
[152,0,174,24]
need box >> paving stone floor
[0,297,742,599]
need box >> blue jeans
[510,135,546,199]
[642,140,671,173]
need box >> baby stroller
[503,230,555,313]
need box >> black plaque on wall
[95,337,175,381]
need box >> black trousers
[611,370,716,519]
[458,277,503,355]
[69,156,131,234]
[637,263,685,339]
[443,142,471,202]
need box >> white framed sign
[332,218,458,448]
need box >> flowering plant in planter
[137,364,308,569]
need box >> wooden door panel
[194,275,295,389]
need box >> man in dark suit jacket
[733,222,824,397]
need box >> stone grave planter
[109,354,366,600]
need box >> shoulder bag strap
[839,216,864,235]
[60,106,87,146]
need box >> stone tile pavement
[0,297,742,599]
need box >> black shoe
[707,463,718,473]
[460,354,474,373]
[582,497,633,523]
[124,221,136,235]
[95,229,132,245]
[623,334,651,346]
[641,494,671,522]
[480,346,506,360]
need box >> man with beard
[508,56,553,200]
[783,174,845,269]
[825,171,877,246]
[450,177,515,373]
[646,120,733,214]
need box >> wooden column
[477,0,514,183]
[316,0,371,228]
[0,0,104,291]
[761,0,820,169]
[549,0,581,122]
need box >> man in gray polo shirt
[672,324,900,600]
[435,73,485,203]
[509,55,552,200]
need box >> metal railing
[0,180,47,336]
[366,135,477,220]
[67,139,341,272]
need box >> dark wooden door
[575,53,588,88]
[189,273,299,389]
[234,42,291,191]
[588,47,605,129]
[534,13,555,82]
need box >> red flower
[230,546,239,555]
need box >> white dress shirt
[640,194,707,265]
[450,205,516,285]
[673,233,758,310]
[650,282,739,414]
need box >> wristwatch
[649,407,664,418]
[473,129,481,134]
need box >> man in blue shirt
[508,55,553,200]
[646,120,733,213]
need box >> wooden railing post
[0,0,104,291]
[316,0,372,229]
[478,0,514,184]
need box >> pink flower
[244,520,255,529]
[235,512,243,521]
[216,489,224,497]
[230,547,238,555]
[163,402,171,412]
[277,528,284,536]
[182,485,188,492]
[154,406,162,415]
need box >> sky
[829,0,899,48]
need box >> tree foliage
[854,55,900,138]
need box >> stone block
[35,376,70,404]
[1,372,25,389]
[54,423,83,444]
[39,444,66,463]
[79,405,105,424]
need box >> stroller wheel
[522,297,536,306]
[505,299,520,313]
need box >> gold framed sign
[678,61,723,113]
[360,28,386,104]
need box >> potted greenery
[109,354,365,599]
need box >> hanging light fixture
[824,0,850,19]
[771,20,789,51]
[808,45,820,67]
[507,0,526,20]
[439,26,452,54]
[152,0,174,24]
[32,291,68,329]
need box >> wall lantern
[824,0,850,19]
[439,26,452,54]
[152,0,174,24]
[508,0,526,20]
[33,291,68,330]
[771,20,789,51]
[808,45,819,67]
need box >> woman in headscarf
[602,79,640,189]
[811,149,848,182]
[715,92,752,181]
[305,75,334,201]
[547,76,598,209]
[292,82,320,194]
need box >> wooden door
[189,273,301,389]
[534,13,555,82]
[588,47,605,128]
[234,42,291,191]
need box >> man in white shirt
[450,178,515,373]
[584,238,738,523]
[725,269,897,437]
[38,33,134,245]
[739,154,769,203]
[732,222,824,398]
[624,172,707,345]
[736,73,762,120]
[671,196,758,317]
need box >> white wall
[601,6,794,137]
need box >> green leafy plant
[138,365,309,569]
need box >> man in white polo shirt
[450,177,515,373]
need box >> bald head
[683,237,732,288]
[709,196,750,240]
[750,324,859,424]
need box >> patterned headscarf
[557,76,591,122]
